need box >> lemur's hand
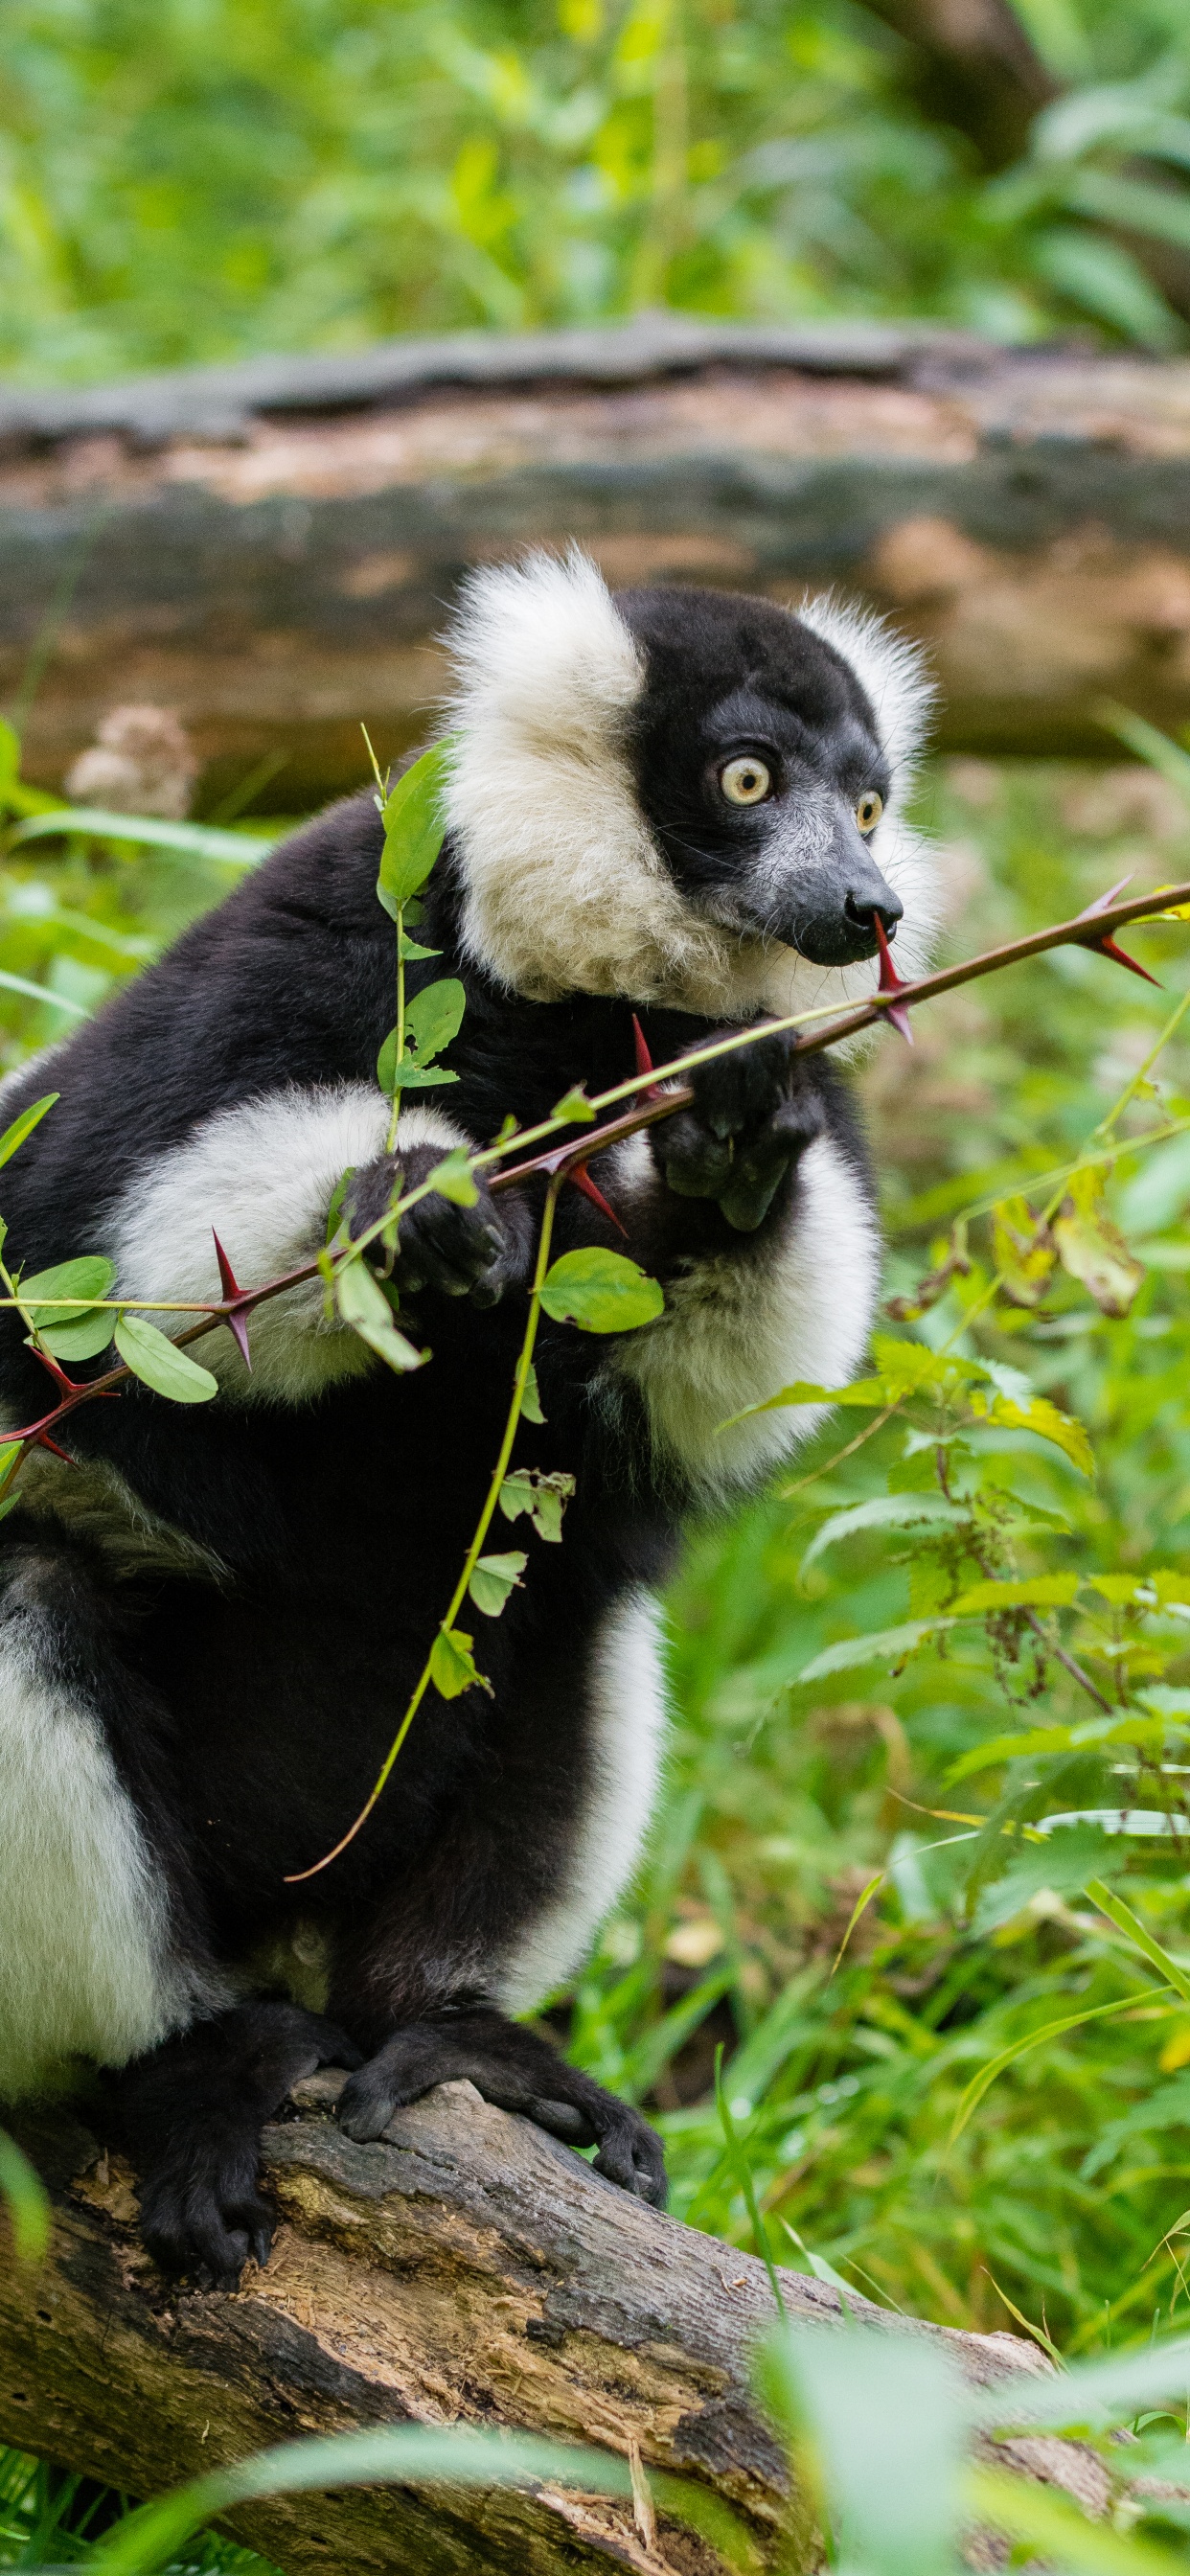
[654,1026,826,1232]
[345,1142,530,1307]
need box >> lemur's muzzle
[776,821,903,969]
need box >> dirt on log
[0,2069,1115,2575]
[9,319,1190,802]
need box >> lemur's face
[616,586,900,970]
[446,550,937,1012]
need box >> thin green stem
[285,1172,564,1882]
[387,900,405,1155]
[1094,978,1190,1139]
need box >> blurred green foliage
[5,0,1190,377]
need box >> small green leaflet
[399,932,440,961]
[429,1625,491,1698]
[0,2124,51,2263]
[325,1165,355,1247]
[377,1029,459,1094]
[21,1254,117,1359]
[551,1084,595,1124]
[376,741,452,918]
[334,1260,424,1374]
[405,978,466,1065]
[114,1314,219,1404]
[521,1362,545,1424]
[426,1148,478,1207]
[498,1468,575,1544]
[0,1092,57,1172]
[539,1248,664,1334]
[469,1551,527,1617]
[18,1254,113,1323]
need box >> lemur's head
[445,548,938,1019]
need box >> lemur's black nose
[844,884,904,940]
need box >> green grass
[10,751,1190,2556]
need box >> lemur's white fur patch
[611,1134,880,1494]
[445,547,938,1021]
[497,1589,669,2012]
[106,1091,467,1405]
[0,1588,218,2099]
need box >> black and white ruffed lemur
[0,553,938,2282]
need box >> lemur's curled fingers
[346,1144,530,1307]
[655,1026,827,1231]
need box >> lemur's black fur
[0,570,921,2285]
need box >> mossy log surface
[0,2071,1111,2575]
[8,319,1190,799]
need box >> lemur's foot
[337,2008,668,2207]
[113,2002,359,2288]
[347,1145,529,1307]
[655,1025,826,1231]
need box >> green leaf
[498,1467,575,1544]
[37,1307,116,1361]
[114,1314,219,1404]
[325,1165,355,1246]
[539,1248,664,1334]
[800,1493,966,1572]
[426,1148,478,1207]
[969,1385,1095,1478]
[0,2126,51,2263]
[377,1027,461,1094]
[551,1084,596,1123]
[0,1091,57,1171]
[521,1361,545,1424]
[429,1624,490,1698]
[406,977,466,1064]
[333,1259,425,1373]
[799,1619,953,1683]
[399,932,441,960]
[18,1254,114,1326]
[949,1987,1173,2143]
[469,1550,527,1617]
[87,2424,756,2576]
[12,809,275,865]
[949,1574,1082,1613]
[1087,1877,1190,2005]
[376,741,452,917]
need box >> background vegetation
[5,0,1190,372]
[10,0,1190,2564]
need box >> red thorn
[874,916,914,1045]
[35,1431,77,1464]
[632,1013,656,1083]
[32,1345,78,1392]
[1079,874,1134,920]
[1094,933,1162,988]
[569,1162,628,1237]
[212,1229,252,1371]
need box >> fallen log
[0,2071,1111,2575]
[8,319,1190,802]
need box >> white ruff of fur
[106,1092,468,1404]
[445,549,939,1020]
[0,1625,218,2099]
[497,1590,669,2012]
[612,1134,880,1494]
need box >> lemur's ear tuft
[445,546,643,756]
[795,593,936,802]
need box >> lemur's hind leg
[338,2008,667,2205]
[109,2002,360,2287]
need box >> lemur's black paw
[336,2015,667,2207]
[656,1026,826,1231]
[138,2142,276,2289]
[346,1146,526,1306]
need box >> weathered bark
[0,2072,1112,2575]
[8,323,1190,799]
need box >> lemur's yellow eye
[720,756,771,806]
[856,791,883,835]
